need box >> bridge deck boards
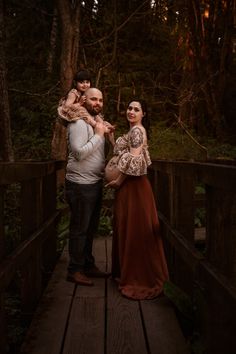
[20,237,190,354]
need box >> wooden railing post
[170,164,196,295]
[0,161,66,351]
[205,185,236,284]
[42,170,57,273]
[171,165,195,242]
[21,178,43,240]
[20,178,43,314]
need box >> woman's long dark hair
[127,98,150,139]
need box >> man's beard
[86,105,102,116]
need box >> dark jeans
[65,179,103,273]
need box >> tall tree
[47,7,58,74]
[177,0,234,138]
[0,0,14,162]
[51,0,81,161]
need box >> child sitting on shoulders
[58,70,114,132]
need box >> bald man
[65,88,108,286]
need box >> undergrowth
[149,121,236,161]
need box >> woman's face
[76,80,91,93]
[126,101,144,125]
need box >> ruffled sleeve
[117,150,151,176]
[116,128,152,176]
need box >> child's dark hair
[127,98,150,139]
[74,70,91,83]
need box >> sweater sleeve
[68,119,103,161]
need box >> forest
[0,2,235,352]
[0,0,236,163]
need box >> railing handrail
[0,160,67,354]
[0,160,66,185]
[148,159,236,354]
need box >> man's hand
[104,121,115,133]
[94,121,107,136]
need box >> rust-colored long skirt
[112,175,169,300]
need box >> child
[58,70,114,132]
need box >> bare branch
[9,81,60,97]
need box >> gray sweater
[66,119,105,184]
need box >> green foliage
[149,121,236,161]
[194,208,206,228]
[56,186,69,253]
[98,212,112,237]
[98,188,114,237]
[2,1,235,161]
[205,140,236,160]
[57,214,69,253]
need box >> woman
[106,99,169,300]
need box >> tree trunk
[47,8,58,74]
[184,0,234,138]
[51,0,80,161]
[0,0,14,162]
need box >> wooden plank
[70,237,108,299]
[21,237,193,354]
[107,279,148,354]
[20,249,74,354]
[106,237,112,274]
[38,249,73,298]
[140,296,190,354]
[93,236,107,271]
[62,296,105,354]
[62,237,107,353]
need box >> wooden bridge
[0,159,236,354]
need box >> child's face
[76,80,91,93]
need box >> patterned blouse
[114,126,151,176]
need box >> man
[65,87,108,286]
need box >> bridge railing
[0,160,66,353]
[1,159,235,353]
[148,159,236,354]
